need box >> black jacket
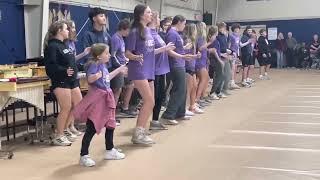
[258,36,271,57]
[44,39,78,83]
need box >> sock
[259,75,263,78]
[264,72,268,76]
[230,80,235,84]
[246,78,250,82]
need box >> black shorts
[51,79,79,90]
[186,69,196,76]
[258,57,271,66]
[110,74,133,89]
[241,55,252,67]
[249,56,256,66]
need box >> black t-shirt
[240,34,252,56]
[44,39,78,83]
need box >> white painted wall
[204,0,217,25]
[51,0,204,20]
[217,0,320,22]
[24,0,44,59]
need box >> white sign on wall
[268,27,278,40]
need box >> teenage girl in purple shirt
[147,11,175,130]
[125,5,155,145]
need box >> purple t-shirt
[195,36,208,70]
[150,29,170,75]
[66,40,77,56]
[126,27,155,80]
[208,40,221,58]
[111,33,126,65]
[229,33,240,56]
[166,28,185,69]
[185,47,196,72]
[86,63,111,91]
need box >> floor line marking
[230,130,320,137]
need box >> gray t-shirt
[286,38,297,49]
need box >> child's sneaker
[80,155,96,167]
[52,135,72,146]
[105,148,125,160]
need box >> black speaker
[203,13,212,25]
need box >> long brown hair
[207,25,218,42]
[132,4,148,40]
[43,20,67,50]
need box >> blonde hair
[85,43,109,70]
[65,20,77,41]
[196,22,207,40]
[43,20,67,50]
[183,23,197,46]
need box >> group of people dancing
[44,4,272,167]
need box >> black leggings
[153,74,166,121]
[80,120,114,156]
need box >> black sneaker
[120,108,138,118]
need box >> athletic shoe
[120,108,138,117]
[149,121,168,130]
[52,135,72,146]
[264,75,271,80]
[64,129,77,142]
[104,148,125,160]
[241,81,251,88]
[185,110,195,116]
[160,118,179,125]
[79,155,95,167]
[69,126,83,136]
[218,93,227,98]
[191,106,204,114]
[208,93,220,100]
[131,127,155,145]
[230,83,240,90]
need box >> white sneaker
[185,110,195,116]
[230,82,240,90]
[131,127,155,145]
[79,155,96,167]
[161,118,179,125]
[105,148,125,160]
[264,75,271,80]
[248,78,255,83]
[70,127,83,136]
[64,129,77,142]
[259,75,266,80]
[241,81,251,88]
[218,93,227,98]
[193,107,204,114]
[52,135,72,146]
[209,93,220,100]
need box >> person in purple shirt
[147,11,175,131]
[110,19,137,122]
[183,23,203,114]
[207,25,225,99]
[64,20,91,137]
[228,23,241,90]
[160,15,194,125]
[125,4,155,145]
[195,22,214,106]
